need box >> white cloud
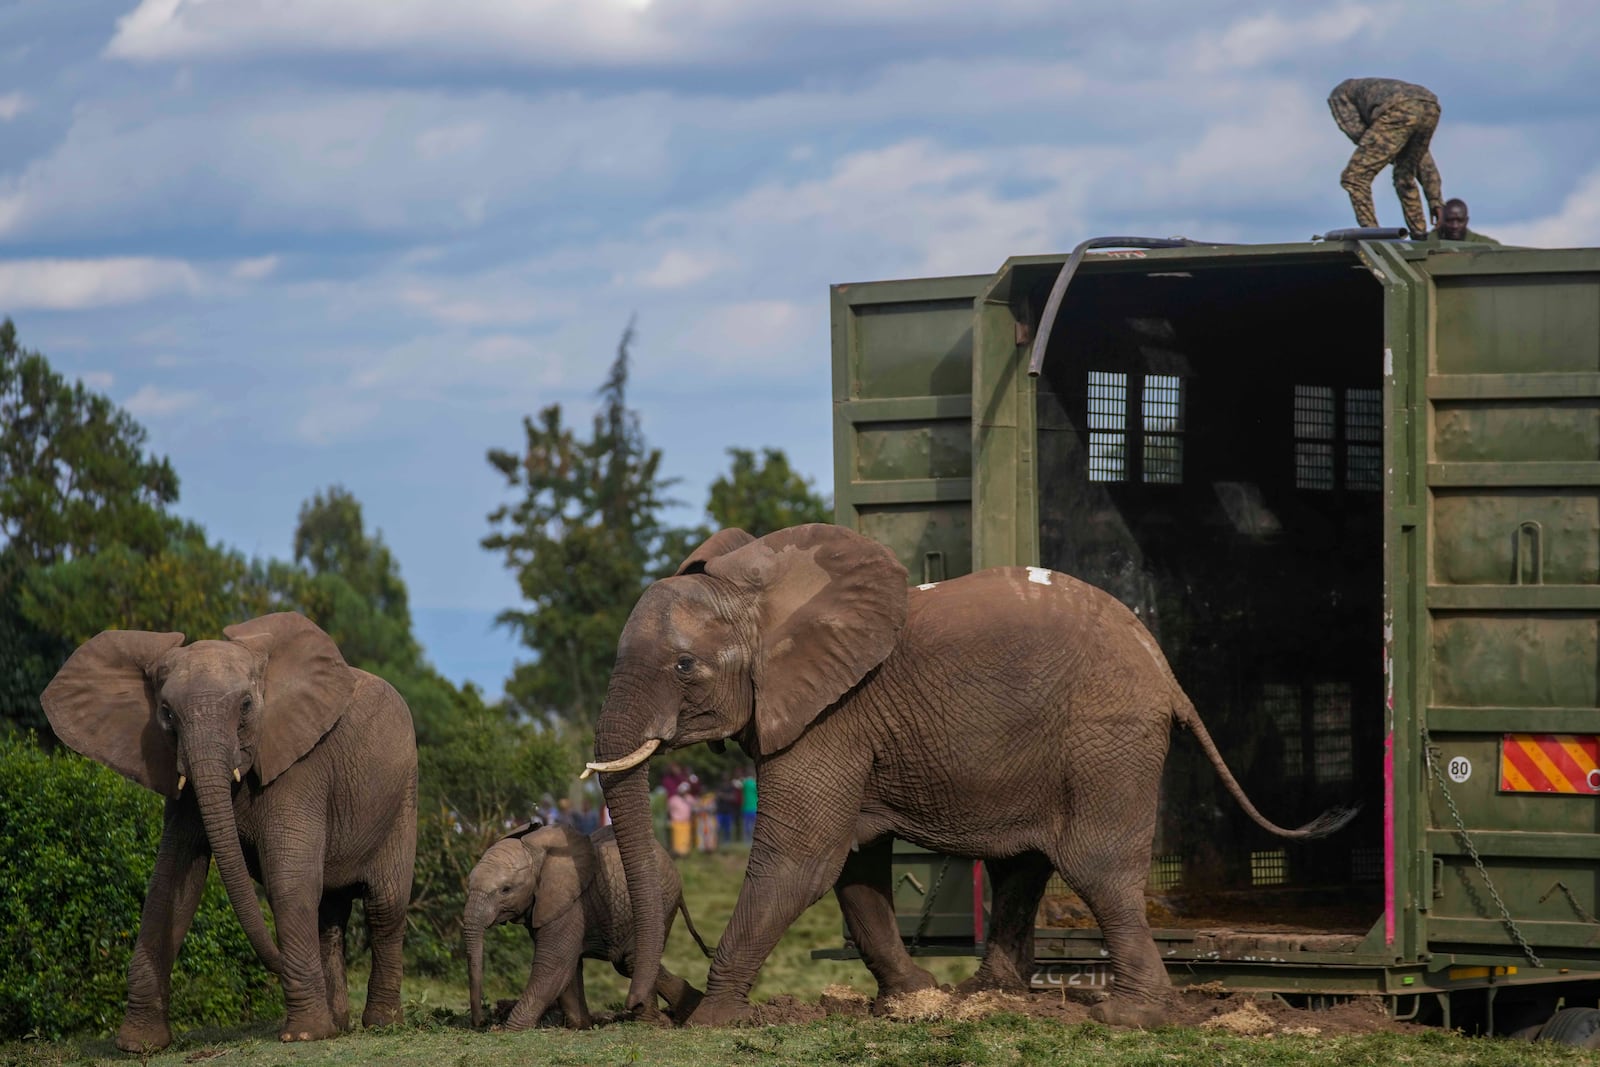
[0,257,199,310]
[1497,169,1600,248]
[80,370,116,390]
[293,397,382,445]
[108,0,681,64]
[681,300,806,362]
[0,89,673,239]
[231,255,279,280]
[0,93,28,121]
[1194,5,1379,72]
[123,384,203,418]
[635,248,726,289]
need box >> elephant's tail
[677,897,715,959]
[1175,701,1359,839]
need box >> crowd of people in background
[532,762,756,857]
[661,763,757,857]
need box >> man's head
[1439,198,1470,241]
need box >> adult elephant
[585,524,1352,1028]
[42,612,417,1051]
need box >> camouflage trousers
[1340,97,1443,239]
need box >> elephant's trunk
[190,756,281,973]
[600,762,663,1015]
[463,898,489,1028]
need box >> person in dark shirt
[1328,77,1443,240]
[1432,198,1500,245]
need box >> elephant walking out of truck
[581,523,1354,1029]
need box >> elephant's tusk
[580,738,661,779]
[233,767,241,783]
[177,774,186,794]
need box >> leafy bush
[0,733,280,1039]
[405,706,569,979]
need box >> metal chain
[1539,882,1600,926]
[911,856,954,949]
[1422,726,1543,968]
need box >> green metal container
[826,236,1600,1033]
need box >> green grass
[9,1012,1594,1067]
[8,848,1592,1065]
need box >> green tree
[277,486,420,673]
[483,323,685,727]
[707,446,831,537]
[0,320,198,733]
[19,522,270,647]
[0,319,178,568]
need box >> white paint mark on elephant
[916,582,940,591]
[1026,567,1052,586]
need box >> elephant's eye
[500,885,511,894]
[675,655,695,675]
[158,703,174,727]
[240,695,252,715]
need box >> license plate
[1029,963,1113,989]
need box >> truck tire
[1539,1007,1600,1047]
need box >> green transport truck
[819,230,1600,1040]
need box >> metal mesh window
[1311,682,1353,785]
[1261,682,1303,780]
[1251,850,1288,887]
[1142,374,1183,484]
[1294,385,1335,490]
[1087,371,1127,482]
[1350,848,1383,883]
[1149,855,1183,891]
[1345,388,1382,491]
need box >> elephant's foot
[667,984,704,1024]
[629,1002,675,1028]
[361,999,402,1030]
[685,996,754,1027]
[114,1017,172,1054]
[1089,994,1170,1030]
[871,966,939,1016]
[279,1007,340,1043]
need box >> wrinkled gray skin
[463,823,710,1030]
[42,612,418,1052]
[593,524,1353,1029]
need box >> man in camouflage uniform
[1328,77,1443,240]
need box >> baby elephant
[464,822,711,1030]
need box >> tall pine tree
[483,323,683,727]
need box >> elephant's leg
[958,852,1053,995]
[1050,842,1169,1028]
[318,890,355,1031]
[689,839,852,1026]
[360,879,408,1028]
[557,970,593,1030]
[505,909,585,1031]
[654,962,703,1023]
[117,804,210,1053]
[263,825,337,1042]
[834,835,936,1010]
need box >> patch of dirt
[750,983,1412,1038]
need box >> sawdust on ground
[742,983,1409,1037]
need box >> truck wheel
[1539,1007,1600,1047]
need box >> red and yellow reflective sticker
[1499,734,1600,794]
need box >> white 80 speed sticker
[1447,756,1472,784]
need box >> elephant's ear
[523,824,597,928]
[707,523,908,755]
[675,528,756,576]
[224,613,356,786]
[41,630,188,798]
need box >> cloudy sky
[3,1,1597,696]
